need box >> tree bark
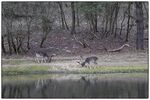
[71,2,76,34]
[109,4,115,34]
[7,32,12,54]
[94,11,98,33]
[76,5,80,27]
[113,3,119,38]
[119,10,126,36]
[40,32,49,48]
[58,2,69,30]
[2,35,6,54]
[58,2,65,29]
[143,2,148,20]
[135,2,144,50]
[125,3,131,42]
[10,32,17,54]
[26,18,32,50]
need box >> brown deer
[35,52,56,63]
[77,56,98,67]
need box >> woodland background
[2,2,148,57]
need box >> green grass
[2,65,53,75]
[2,74,62,84]
[2,65,148,75]
[79,66,148,74]
[2,59,34,65]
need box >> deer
[35,51,56,63]
[77,56,98,67]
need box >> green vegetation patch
[2,65,53,75]
[80,66,148,74]
[2,65,148,75]
[2,59,34,65]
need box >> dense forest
[2,2,148,56]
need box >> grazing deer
[77,56,98,67]
[35,52,56,63]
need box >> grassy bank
[2,65,148,75]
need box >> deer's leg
[45,58,47,63]
[45,57,48,63]
[34,57,37,63]
[42,58,45,63]
[47,57,50,63]
[40,58,42,63]
[94,61,97,64]
[37,58,40,63]
[88,65,91,69]
[43,58,45,63]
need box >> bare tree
[76,4,80,27]
[71,2,76,34]
[125,3,131,42]
[135,2,144,50]
[113,3,120,37]
[40,16,53,48]
[2,35,6,54]
[58,2,69,30]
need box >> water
[2,74,148,98]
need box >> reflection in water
[2,75,148,98]
[35,79,49,90]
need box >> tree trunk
[114,3,119,38]
[27,30,30,50]
[109,4,115,34]
[94,11,98,33]
[2,35,6,54]
[125,3,131,42]
[17,37,24,53]
[104,16,109,37]
[10,32,17,54]
[7,32,12,54]
[26,18,32,50]
[58,2,69,30]
[40,32,49,48]
[58,2,65,29]
[135,2,144,50]
[71,2,76,34]
[76,6,80,27]
[119,10,126,36]
[143,2,148,20]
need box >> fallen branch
[104,44,130,52]
[91,32,100,40]
[73,34,84,46]
[73,34,91,48]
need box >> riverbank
[2,52,148,75]
[2,64,148,75]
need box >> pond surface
[2,73,148,98]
